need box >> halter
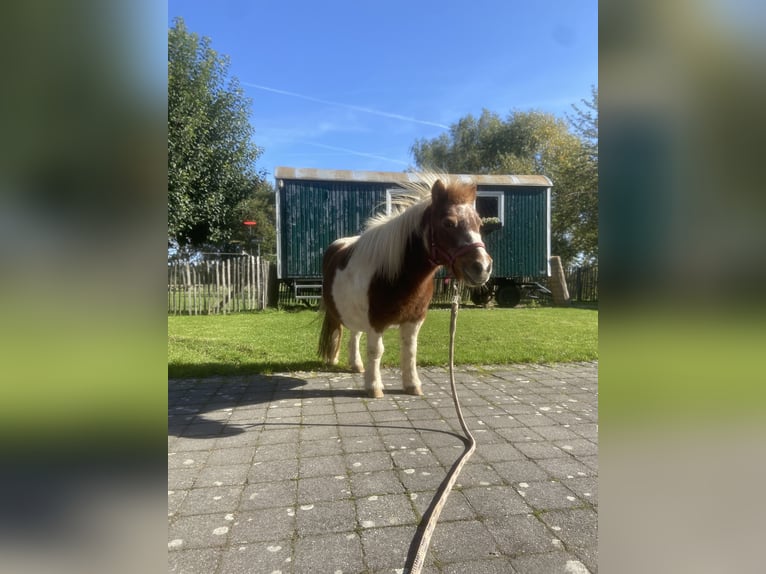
[427,225,486,277]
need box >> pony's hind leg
[348,331,364,373]
[364,331,384,398]
[400,320,424,396]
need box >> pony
[318,173,493,398]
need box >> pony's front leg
[364,331,384,398]
[400,320,424,396]
[348,331,364,373]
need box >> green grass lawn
[168,307,597,378]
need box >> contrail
[303,142,409,166]
[242,82,449,129]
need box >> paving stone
[240,480,297,510]
[299,454,348,478]
[248,459,300,483]
[536,457,594,480]
[168,547,222,574]
[168,363,598,573]
[218,540,293,574]
[194,463,251,487]
[462,486,531,518]
[297,475,352,504]
[228,507,295,544]
[510,550,590,573]
[295,499,357,535]
[356,493,418,528]
[293,532,365,573]
[177,485,244,516]
[410,489,478,522]
[516,480,582,511]
[492,459,549,483]
[350,470,406,498]
[168,513,234,549]
[430,520,500,563]
[360,524,430,572]
[484,513,556,555]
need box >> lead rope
[403,282,476,574]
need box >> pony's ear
[431,179,447,202]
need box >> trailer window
[476,191,504,223]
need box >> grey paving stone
[350,470,406,498]
[195,463,251,487]
[299,454,348,478]
[440,557,516,574]
[516,480,582,511]
[430,520,500,563]
[492,459,549,484]
[462,486,532,518]
[248,458,300,483]
[539,507,598,551]
[410,489,477,523]
[168,513,234,549]
[240,480,297,510]
[511,551,591,574]
[297,474,352,504]
[562,477,598,506]
[218,541,293,574]
[169,363,598,572]
[346,451,394,473]
[515,441,567,460]
[356,493,419,528]
[253,442,299,462]
[168,547,222,574]
[295,499,357,536]
[177,485,244,516]
[360,524,429,572]
[228,507,295,544]
[536,457,594,480]
[293,532,365,573]
[484,513,556,555]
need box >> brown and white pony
[318,173,492,398]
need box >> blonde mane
[352,171,465,281]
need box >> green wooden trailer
[274,167,552,306]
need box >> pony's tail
[318,310,343,364]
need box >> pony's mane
[352,171,467,281]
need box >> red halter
[427,225,485,277]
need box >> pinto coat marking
[318,174,492,398]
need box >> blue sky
[168,0,597,177]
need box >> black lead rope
[403,284,476,574]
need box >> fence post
[549,256,571,306]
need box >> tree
[410,98,598,265]
[168,17,264,250]
[229,178,278,257]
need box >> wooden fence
[565,265,599,302]
[168,256,272,314]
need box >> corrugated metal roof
[274,166,552,187]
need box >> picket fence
[168,256,272,314]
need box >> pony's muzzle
[459,249,493,287]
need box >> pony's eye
[443,219,457,229]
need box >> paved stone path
[169,362,598,573]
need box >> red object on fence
[243,221,257,226]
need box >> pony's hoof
[351,364,365,373]
[404,386,424,397]
[368,388,384,399]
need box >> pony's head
[428,178,493,286]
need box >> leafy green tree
[168,17,263,250]
[229,178,277,258]
[410,96,598,265]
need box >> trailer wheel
[496,283,521,307]
[470,284,494,306]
